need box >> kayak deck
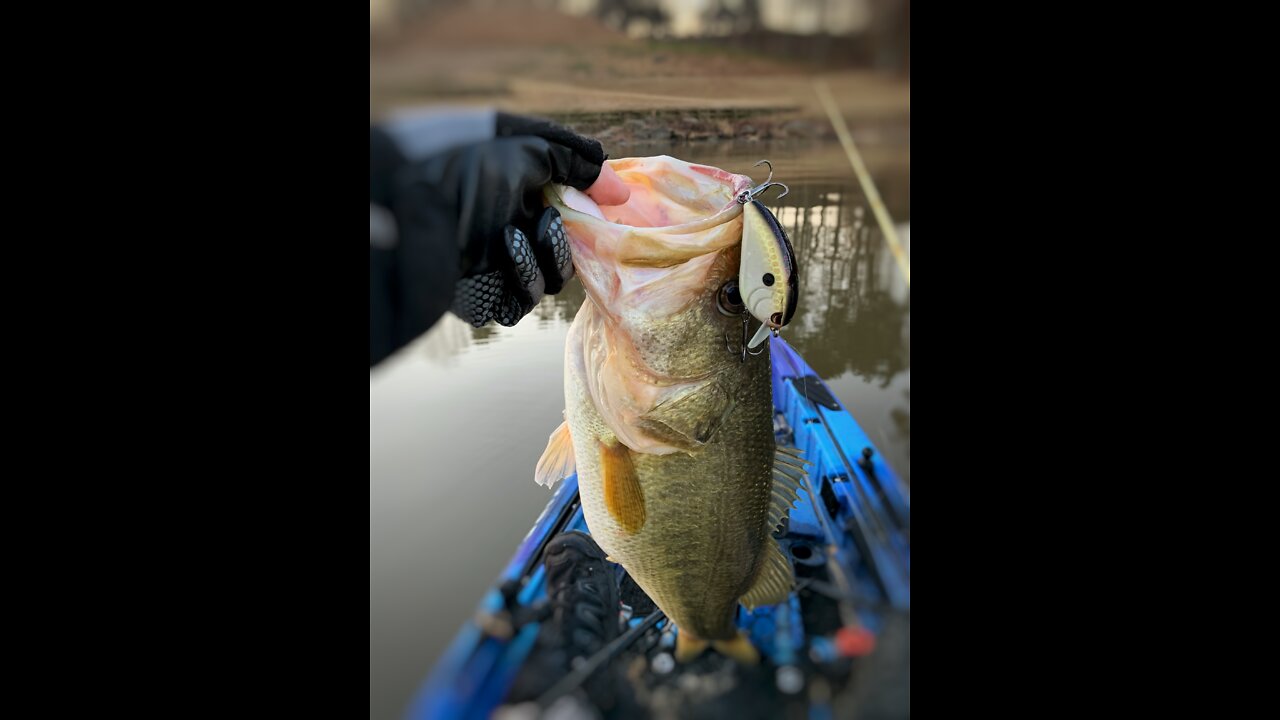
[409,337,910,719]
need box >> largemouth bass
[536,156,804,664]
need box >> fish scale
[563,298,775,642]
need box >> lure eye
[762,273,775,287]
[717,280,745,316]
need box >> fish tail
[712,631,760,665]
[675,628,761,665]
[675,630,709,662]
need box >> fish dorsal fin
[767,445,810,533]
[741,538,793,611]
[601,440,646,533]
[741,446,811,611]
[534,421,576,488]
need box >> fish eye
[717,280,745,316]
[762,273,775,287]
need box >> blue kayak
[409,337,910,719]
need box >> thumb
[584,163,630,206]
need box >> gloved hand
[371,110,628,365]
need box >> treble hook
[725,313,768,362]
[754,159,775,185]
[753,182,790,200]
[737,160,790,204]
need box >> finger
[451,271,506,328]
[492,290,525,328]
[530,208,574,295]
[584,163,630,206]
[501,225,546,312]
[449,225,548,329]
[495,112,605,167]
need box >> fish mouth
[544,160,755,323]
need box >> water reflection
[760,182,909,387]
[415,314,475,365]
[891,387,909,461]
[527,275,587,328]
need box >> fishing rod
[536,610,667,708]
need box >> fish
[535,156,804,664]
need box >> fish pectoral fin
[712,632,761,665]
[675,630,709,663]
[534,421,576,488]
[637,380,735,449]
[741,539,794,611]
[601,440,646,533]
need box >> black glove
[414,114,604,324]
[371,111,607,366]
[449,206,574,327]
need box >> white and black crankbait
[736,160,798,350]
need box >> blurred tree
[740,0,761,32]
[597,0,670,37]
[869,0,909,75]
[701,0,762,36]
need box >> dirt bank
[370,6,909,146]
